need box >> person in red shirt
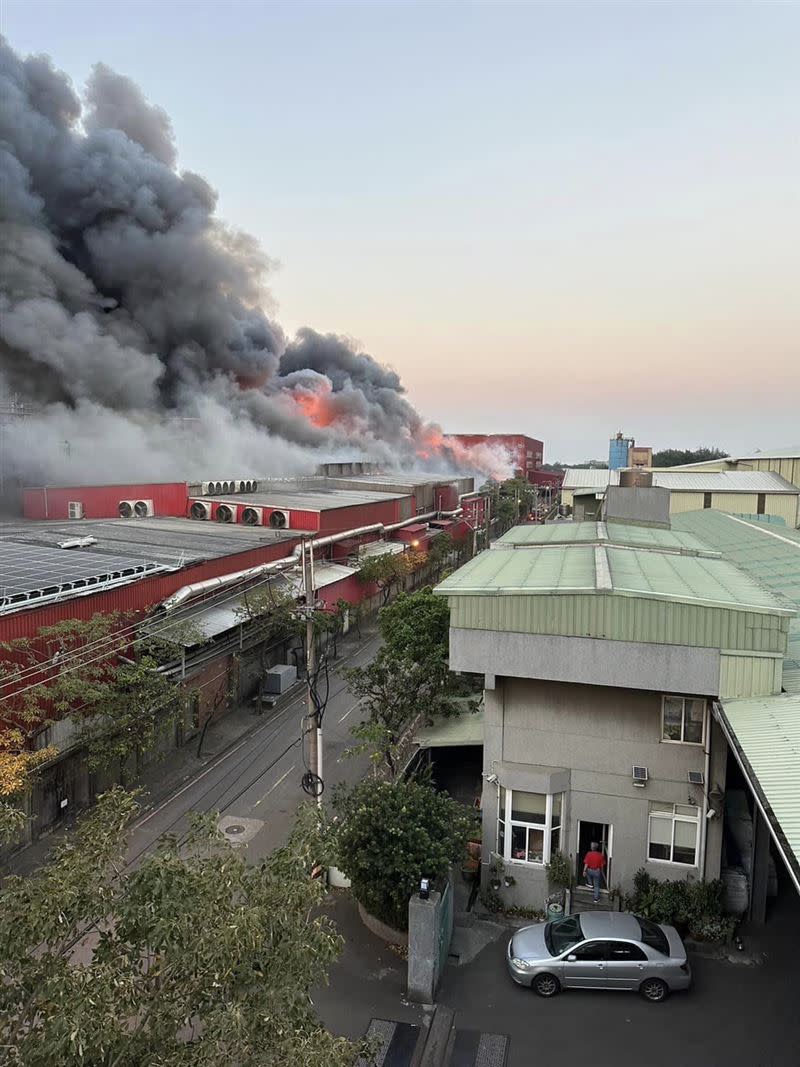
[583,842,606,903]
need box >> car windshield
[636,916,669,956]
[544,915,584,956]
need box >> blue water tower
[609,432,634,470]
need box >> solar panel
[0,541,163,610]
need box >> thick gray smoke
[0,39,511,488]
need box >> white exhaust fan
[268,509,290,529]
[241,506,263,526]
[235,479,258,493]
[119,499,154,518]
[215,503,236,523]
[67,501,85,519]
[190,500,212,520]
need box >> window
[703,492,712,509]
[605,941,648,962]
[570,941,606,961]
[648,802,700,866]
[545,915,583,956]
[636,916,669,955]
[497,788,563,866]
[662,696,705,744]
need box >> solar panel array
[0,541,163,610]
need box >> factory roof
[0,540,168,615]
[734,446,800,462]
[0,517,296,569]
[192,485,410,510]
[562,469,799,493]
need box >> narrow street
[122,627,382,869]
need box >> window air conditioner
[632,766,649,787]
[190,500,212,520]
[687,770,705,786]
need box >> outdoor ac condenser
[263,664,297,695]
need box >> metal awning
[415,708,484,748]
[716,695,800,893]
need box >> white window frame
[661,695,706,746]
[497,789,562,867]
[647,803,700,867]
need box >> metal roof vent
[241,506,263,526]
[215,503,235,523]
[268,509,289,529]
[190,500,212,520]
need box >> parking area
[438,890,800,1067]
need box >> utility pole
[301,537,323,806]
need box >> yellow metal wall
[739,455,800,488]
[719,652,784,699]
[667,492,706,514]
[766,493,800,526]
[561,489,574,508]
[709,492,758,515]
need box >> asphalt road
[122,628,382,868]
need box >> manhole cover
[225,824,246,835]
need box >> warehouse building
[663,446,800,490]
[434,516,796,917]
[561,468,800,527]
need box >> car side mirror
[566,954,577,962]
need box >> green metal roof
[496,521,717,555]
[438,545,597,595]
[718,693,800,890]
[414,709,484,748]
[671,511,800,693]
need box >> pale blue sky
[4,0,799,461]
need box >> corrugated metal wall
[667,492,706,514]
[317,499,401,534]
[447,593,790,654]
[765,493,800,526]
[23,483,189,520]
[719,652,784,699]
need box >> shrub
[625,868,732,942]
[545,850,572,888]
[334,778,475,931]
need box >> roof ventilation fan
[118,500,135,518]
[133,499,153,517]
[268,509,289,529]
[215,503,235,523]
[190,500,212,520]
[241,506,263,526]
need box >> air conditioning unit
[67,501,85,520]
[241,506,263,526]
[190,500,212,520]
[688,770,705,786]
[268,509,290,529]
[632,766,649,788]
[119,499,153,518]
[215,503,236,523]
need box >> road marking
[338,698,364,724]
[253,765,296,808]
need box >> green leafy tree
[0,788,362,1066]
[378,587,450,670]
[334,777,476,929]
[356,549,425,605]
[651,447,729,468]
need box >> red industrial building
[446,433,562,489]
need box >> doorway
[576,821,613,891]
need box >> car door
[561,940,607,988]
[603,941,649,989]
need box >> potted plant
[489,858,503,891]
[544,850,571,891]
[503,874,516,888]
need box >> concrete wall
[480,676,726,906]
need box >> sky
[3,0,799,463]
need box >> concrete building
[561,469,800,527]
[434,519,795,910]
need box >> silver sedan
[507,911,691,1002]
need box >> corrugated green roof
[720,693,800,888]
[414,709,484,748]
[496,521,716,555]
[438,545,596,594]
[672,511,800,693]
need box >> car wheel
[533,973,560,998]
[640,977,669,1002]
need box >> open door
[577,821,613,891]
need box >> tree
[334,777,476,930]
[378,587,450,670]
[0,788,362,1066]
[0,613,192,840]
[356,549,426,605]
[651,447,729,468]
